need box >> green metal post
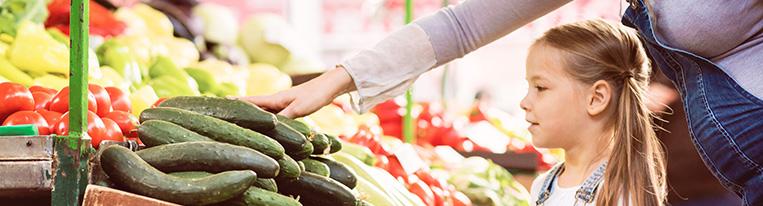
[440,0,449,110]
[52,0,91,205]
[403,0,416,144]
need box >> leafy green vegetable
[0,0,49,36]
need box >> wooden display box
[0,136,54,197]
[82,185,178,206]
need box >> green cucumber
[158,96,277,131]
[301,158,330,177]
[311,156,357,189]
[169,171,213,179]
[276,115,314,137]
[264,122,312,160]
[139,107,285,159]
[311,133,331,155]
[326,134,342,154]
[171,171,278,192]
[136,141,279,178]
[276,155,301,179]
[253,178,278,192]
[276,172,360,206]
[298,161,306,172]
[137,120,214,147]
[99,145,256,205]
[215,187,300,206]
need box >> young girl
[523,19,666,206]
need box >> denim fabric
[622,0,763,204]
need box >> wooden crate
[82,185,179,206]
[0,136,54,197]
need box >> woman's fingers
[236,93,292,112]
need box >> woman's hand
[237,66,356,118]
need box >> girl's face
[521,44,592,149]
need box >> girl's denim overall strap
[536,162,608,206]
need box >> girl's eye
[535,86,547,91]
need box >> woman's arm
[242,0,571,117]
[343,0,570,112]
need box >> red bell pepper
[45,0,125,37]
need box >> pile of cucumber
[98,96,368,206]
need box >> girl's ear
[587,80,613,116]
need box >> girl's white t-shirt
[529,172,629,206]
[529,172,595,206]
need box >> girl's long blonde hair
[535,19,666,206]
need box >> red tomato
[416,170,443,189]
[386,155,407,178]
[0,82,35,121]
[102,111,138,135]
[35,109,63,132]
[408,179,435,206]
[105,87,131,113]
[451,191,472,206]
[152,97,167,108]
[32,92,54,110]
[430,186,446,206]
[49,87,98,114]
[101,118,125,142]
[88,84,113,116]
[2,111,50,135]
[54,111,108,148]
[28,86,57,95]
[451,139,474,153]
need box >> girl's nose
[520,95,530,111]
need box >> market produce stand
[0,1,539,205]
[0,0,92,205]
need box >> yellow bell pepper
[163,37,199,69]
[130,85,159,116]
[0,58,33,86]
[32,74,68,90]
[246,63,291,96]
[132,4,174,37]
[0,41,8,57]
[90,66,129,92]
[8,22,68,75]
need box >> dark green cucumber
[169,171,213,179]
[276,115,314,138]
[253,178,278,192]
[276,172,360,206]
[171,171,278,193]
[311,133,331,155]
[216,187,300,206]
[139,107,285,159]
[326,134,342,154]
[138,120,214,147]
[276,155,301,179]
[264,122,312,160]
[99,145,256,205]
[158,96,277,131]
[298,161,306,172]
[136,141,279,178]
[311,156,357,189]
[301,158,330,177]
